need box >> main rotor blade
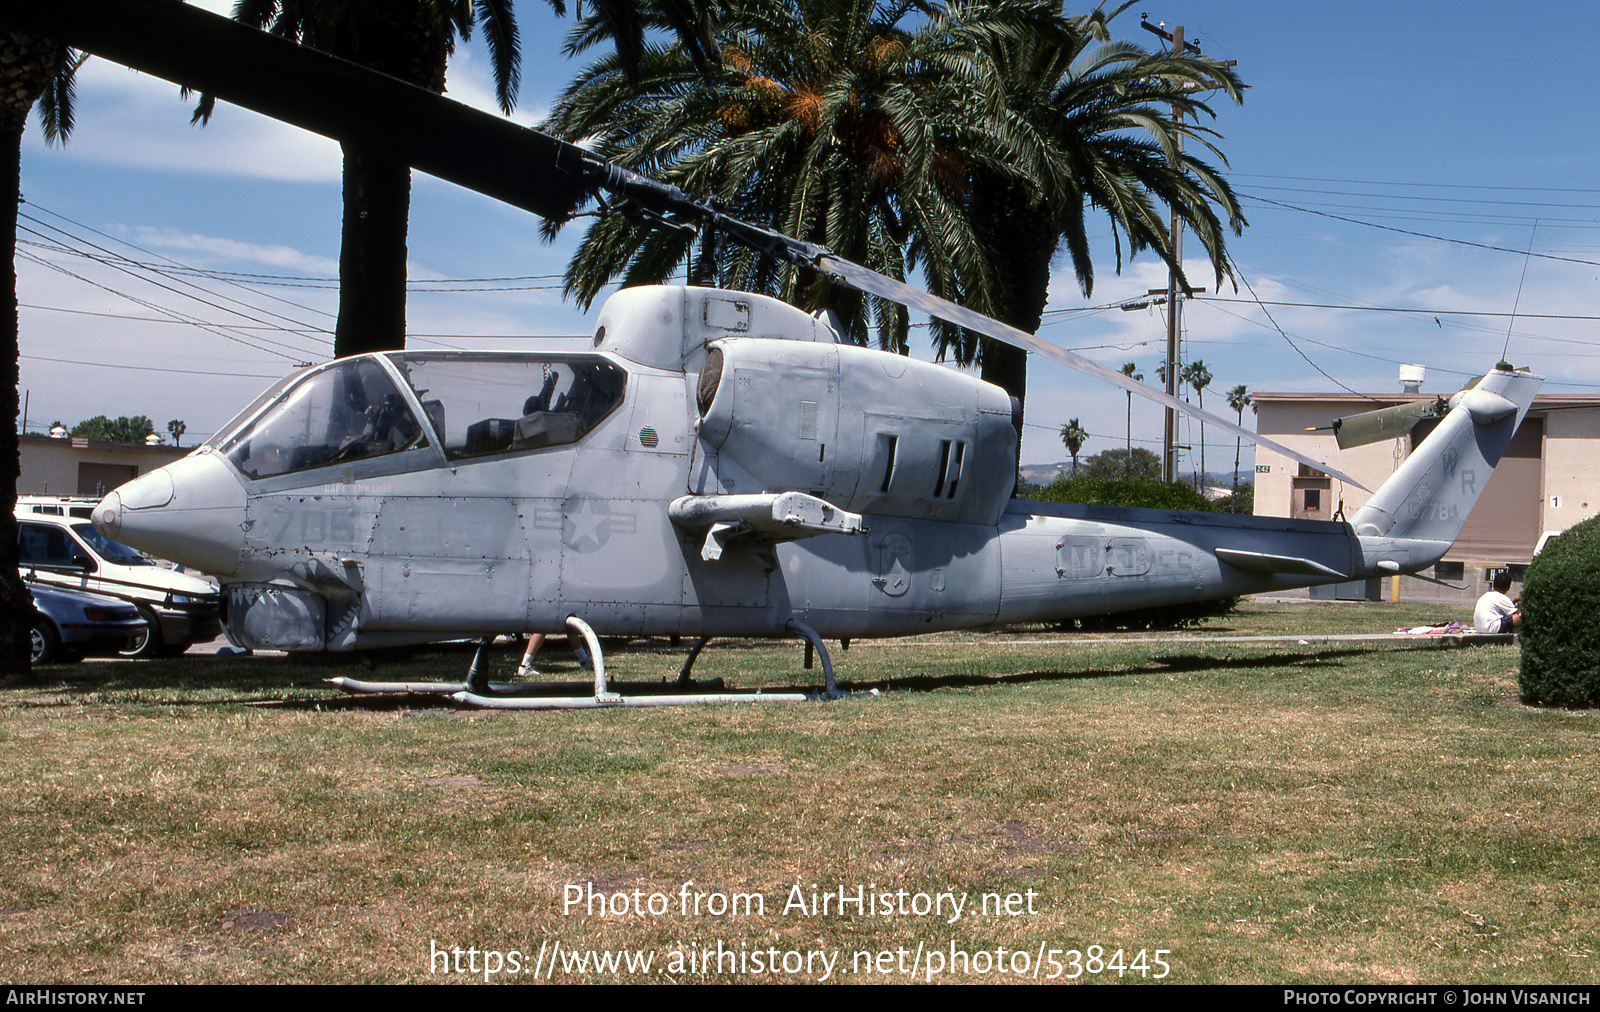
[4,0,592,222]
[816,256,1368,491]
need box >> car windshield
[72,525,153,566]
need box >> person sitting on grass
[1473,572,1521,634]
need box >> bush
[1029,476,1219,512]
[1519,514,1600,706]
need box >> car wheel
[117,606,163,659]
[30,618,60,665]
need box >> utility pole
[1141,16,1235,484]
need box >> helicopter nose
[94,450,247,577]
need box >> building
[18,434,189,498]
[1252,382,1600,603]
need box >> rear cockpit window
[223,358,426,480]
[391,354,626,460]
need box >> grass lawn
[2,600,1595,984]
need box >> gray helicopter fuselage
[92,286,1539,652]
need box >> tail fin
[1350,365,1542,545]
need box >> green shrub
[1029,476,1219,512]
[1519,514,1600,706]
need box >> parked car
[28,582,147,664]
[15,498,223,657]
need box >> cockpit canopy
[217,353,627,481]
[223,358,419,480]
[393,354,625,460]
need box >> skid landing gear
[330,617,875,709]
[786,618,846,699]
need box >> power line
[22,353,285,379]
[19,302,325,334]
[1232,172,1600,195]
[1195,296,1600,323]
[1241,194,1600,266]
[19,230,331,358]
[19,251,312,362]
[27,205,340,332]
[20,217,334,349]
[1242,183,1600,212]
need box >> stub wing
[669,493,867,562]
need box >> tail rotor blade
[1327,399,1448,450]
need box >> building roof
[1252,390,1600,409]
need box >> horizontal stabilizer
[669,493,867,561]
[1215,548,1347,579]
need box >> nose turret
[94,450,247,577]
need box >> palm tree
[561,1,724,81]
[1,31,82,676]
[1119,361,1140,476]
[213,1,524,357]
[1226,382,1251,512]
[541,0,1041,350]
[546,0,1244,439]
[1183,359,1211,491]
[953,2,1245,426]
[1059,418,1087,478]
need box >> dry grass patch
[2,603,1598,982]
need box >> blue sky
[21,1,1600,470]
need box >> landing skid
[328,616,875,708]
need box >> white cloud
[442,47,551,128]
[35,59,343,183]
[126,227,339,276]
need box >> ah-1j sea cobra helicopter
[16,0,1543,708]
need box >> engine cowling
[696,337,1016,526]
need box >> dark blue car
[29,583,147,664]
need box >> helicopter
[16,0,1545,707]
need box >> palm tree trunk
[0,29,64,679]
[1,103,32,676]
[972,177,1057,484]
[321,0,444,359]
[1233,432,1242,512]
[334,146,411,357]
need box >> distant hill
[1019,461,1068,484]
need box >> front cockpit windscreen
[222,358,427,480]
[391,354,626,460]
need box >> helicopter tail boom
[989,365,1541,623]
